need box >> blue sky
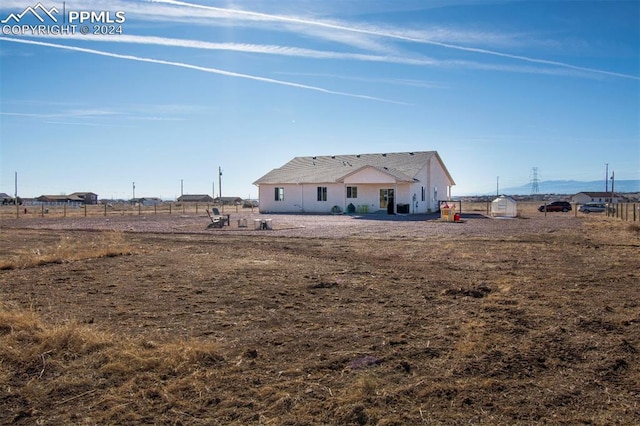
[1,0,638,199]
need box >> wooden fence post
[625,203,629,222]
[84,204,87,217]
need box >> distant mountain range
[487,179,640,196]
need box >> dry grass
[0,212,638,424]
[0,231,132,270]
[0,301,227,424]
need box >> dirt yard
[1,208,638,425]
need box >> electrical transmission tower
[530,167,540,195]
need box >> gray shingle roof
[178,194,214,202]
[254,151,453,185]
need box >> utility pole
[610,171,615,215]
[218,167,223,211]
[15,171,18,219]
[132,182,135,201]
[496,176,499,197]
[605,163,609,192]
[610,171,615,199]
[181,179,183,197]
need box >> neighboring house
[0,192,13,204]
[570,192,627,204]
[177,194,214,203]
[253,151,455,214]
[69,192,99,204]
[36,192,98,204]
[36,195,72,203]
[214,196,244,205]
[132,197,163,206]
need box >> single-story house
[0,193,13,204]
[570,192,627,204]
[253,151,455,214]
[132,197,163,206]
[177,194,214,203]
[214,196,244,206]
[36,195,72,203]
[36,192,98,205]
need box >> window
[274,187,284,201]
[317,186,327,202]
[433,187,438,202]
[346,186,358,198]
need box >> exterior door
[379,188,394,214]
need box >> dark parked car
[578,203,606,213]
[538,201,572,212]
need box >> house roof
[216,196,243,202]
[38,195,70,201]
[69,192,97,197]
[575,192,622,197]
[254,151,455,185]
[178,194,213,201]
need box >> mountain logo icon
[2,2,59,24]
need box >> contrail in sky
[20,33,439,66]
[0,37,409,105]
[17,33,610,79]
[150,0,639,80]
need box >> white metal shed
[491,195,518,218]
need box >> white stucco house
[253,151,455,214]
[570,192,626,204]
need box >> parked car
[538,201,572,212]
[578,203,606,214]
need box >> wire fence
[605,203,639,223]
[0,202,256,220]
[1,201,637,222]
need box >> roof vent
[356,154,361,158]
[382,153,387,157]
[331,155,335,159]
[409,152,414,155]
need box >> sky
[0,0,638,199]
